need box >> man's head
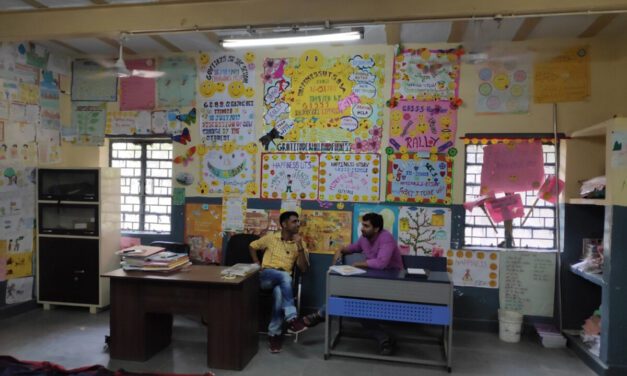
[361,212,383,239]
[279,211,300,234]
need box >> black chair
[223,233,304,341]
[150,241,190,256]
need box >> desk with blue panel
[324,268,453,371]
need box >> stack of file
[534,323,567,348]
[117,245,191,272]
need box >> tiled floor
[0,307,595,375]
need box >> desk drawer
[328,296,450,325]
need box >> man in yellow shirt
[249,211,309,353]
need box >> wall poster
[184,203,223,264]
[386,153,452,204]
[318,153,380,202]
[260,153,319,200]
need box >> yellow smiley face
[391,110,403,122]
[199,80,215,97]
[199,53,210,66]
[244,87,255,98]
[244,52,255,63]
[440,115,452,128]
[300,49,323,70]
[196,181,209,194]
[228,81,244,98]
[493,73,510,90]
[391,123,403,137]
[222,141,236,154]
[244,142,258,154]
[215,82,225,92]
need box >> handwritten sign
[398,206,451,256]
[484,194,525,223]
[120,59,156,110]
[480,141,545,195]
[499,251,555,316]
[390,100,457,152]
[319,153,380,202]
[261,153,319,200]
[534,46,590,103]
[448,249,499,288]
[386,153,452,204]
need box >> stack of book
[534,323,567,348]
[116,245,191,272]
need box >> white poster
[448,249,499,288]
[398,206,451,256]
[319,153,380,202]
[221,196,246,232]
[611,130,627,168]
[5,276,33,304]
[261,153,319,200]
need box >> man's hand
[292,234,305,251]
[332,247,345,265]
[352,260,368,269]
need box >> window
[110,140,173,233]
[464,142,557,249]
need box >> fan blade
[130,69,166,78]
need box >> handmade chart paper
[120,59,156,110]
[352,204,399,241]
[39,71,61,130]
[300,210,352,254]
[221,196,246,232]
[611,130,627,168]
[499,251,556,317]
[157,56,196,108]
[398,206,451,256]
[262,50,385,152]
[71,59,117,101]
[198,52,257,145]
[106,111,151,135]
[201,143,256,195]
[5,251,32,279]
[280,199,301,215]
[72,101,106,146]
[184,203,223,264]
[476,61,530,114]
[319,153,380,202]
[386,153,452,204]
[5,276,33,304]
[480,141,545,195]
[534,46,590,103]
[261,153,319,200]
[389,101,457,153]
[447,249,499,288]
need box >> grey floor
[0,307,595,376]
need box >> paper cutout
[300,210,352,254]
[484,194,525,223]
[72,101,106,146]
[71,59,117,101]
[120,59,156,110]
[534,46,590,103]
[173,146,196,167]
[611,130,627,168]
[398,206,451,256]
[201,144,256,195]
[198,52,257,145]
[157,56,196,108]
[447,249,499,288]
[184,203,223,264]
[389,100,457,152]
[6,251,32,279]
[5,276,33,304]
[222,196,246,232]
[480,141,544,195]
[537,176,564,203]
[261,153,319,200]
[352,204,399,241]
[386,153,452,204]
[106,111,151,135]
[262,51,385,152]
[39,71,61,130]
[476,60,530,114]
[319,153,380,202]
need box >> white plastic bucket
[498,309,523,343]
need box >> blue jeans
[259,268,297,336]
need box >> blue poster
[352,204,399,242]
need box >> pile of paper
[221,263,260,277]
[329,265,366,276]
[117,245,191,272]
[534,323,567,348]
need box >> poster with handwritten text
[201,143,256,195]
[261,153,319,200]
[534,46,590,103]
[106,111,151,135]
[71,59,117,101]
[319,153,380,202]
[157,56,196,108]
[389,100,457,153]
[386,153,452,204]
[221,196,246,233]
[480,141,544,195]
[72,101,106,146]
[448,249,499,288]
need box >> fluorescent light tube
[221,31,362,48]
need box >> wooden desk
[103,266,258,370]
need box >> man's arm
[332,240,362,264]
[248,236,267,265]
[293,234,309,273]
[354,234,395,270]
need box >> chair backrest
[223,233,260,266]
[150,241,190,255]
[402,255,447,271]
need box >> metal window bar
[463,143,557,249]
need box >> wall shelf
[569,265,604,287]
[564,333,607,376]
[568,198,608,206]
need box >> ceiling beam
[150,35,183,53]
[49,40,86,55]
[512,17,542,41]
[90,0,109,4]
[21,0,46,8]
[1,0,626,41]
[578,14,618,38]
[385,23,401,45]
[447,20,467,43]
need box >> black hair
[279,211,299,227]
[362,212,383,231]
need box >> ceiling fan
[93,37,165,79]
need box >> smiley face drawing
[244,52,255,64]
[214,82,225,92]
[493,73,510,90]
[300,49,323,70]
[244,87,255,98]
[199,80,215,97]
[199,53,210,66]
[228,81,245,98]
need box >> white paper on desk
[329,265,366,276]
[407,268,427,275]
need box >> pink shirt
[346,229,404,270]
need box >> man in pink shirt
[305,213,404,355]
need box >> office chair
[223,233,304,342]
[150,241,190,256]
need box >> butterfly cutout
[416,63,443,76]
[316,199,333,209]
[173,146,196,167]
[172,127,191,145]
[176,107,196,125]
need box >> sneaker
[303,312,324,328]
[268,335,283,353]
[287,317,308,334]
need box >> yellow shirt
[249,232,309,274]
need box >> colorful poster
[261,153,319,200]
[448,249,499,288]
[300,210,352,254]
[201,142,256,195]
[198,52,256,145]
[106,111,151,135]
[476,61,530,114]
[398,206,451,256]
[499,251,556,317]
[389,100,457,153]
[262,50,385,152]
[611,130,627,168]
[72,101,106,146]
[480,141,545,195]
[534,46,590,103]
[184,203,223,264]
[319,153,380,202]
[221,196,246,233]
[157,56,196,108]
[5,276,33,304]
[120,59,156,110]
[5,251,32,279]
[386,153,452,204]
[18,82,39,105]
[39,71,61,130]
[243,208,280,235]
[352,204,399,242]
[392,48,462,101]
[71,59,117,101]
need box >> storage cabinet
[37,168,120,313]
[560,117,627,376]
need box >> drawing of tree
[399,208,437,255]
